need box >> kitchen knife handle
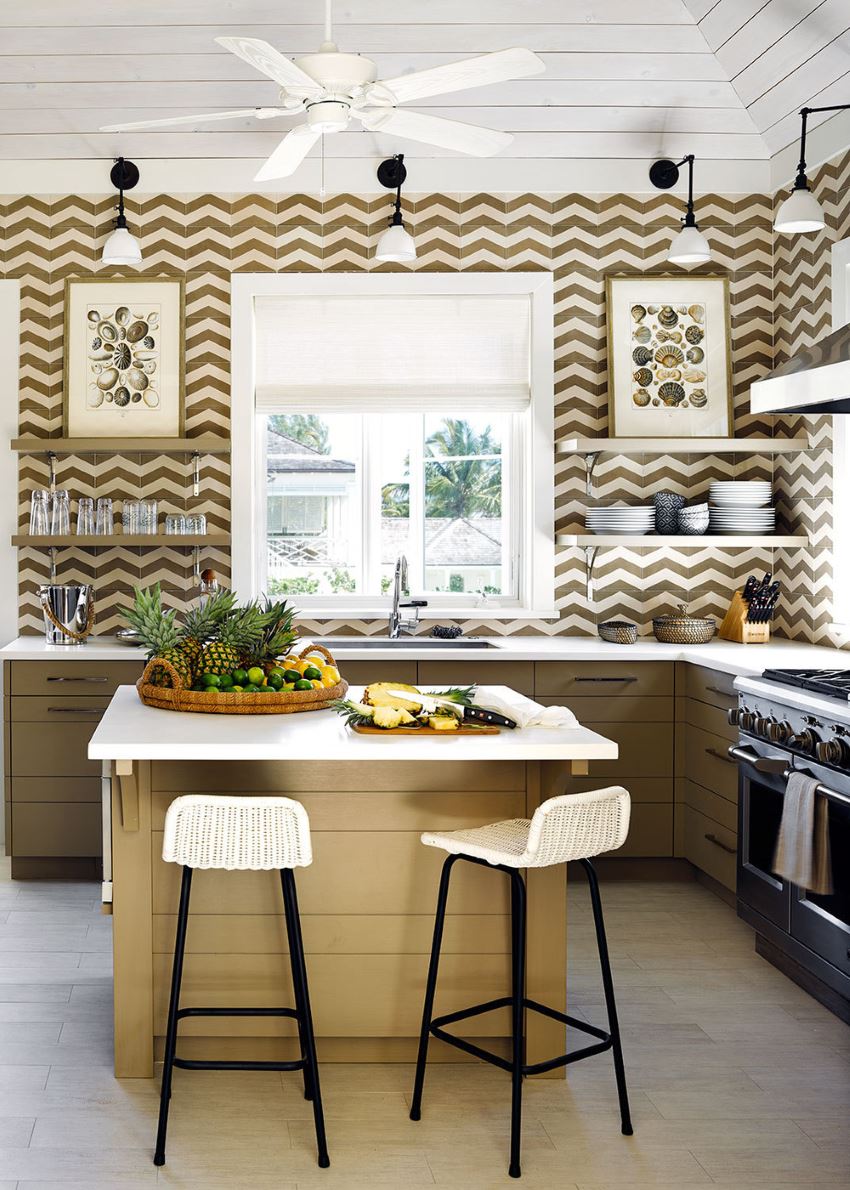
[465,706,517,729]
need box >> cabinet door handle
[573,676,638,683]
[704,832,736,855]
[47,706,103,715]
[46,676,108,684]
[705,747,737,765]
[705,685,733,697]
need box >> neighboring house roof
[381,517,501,567]
[266,426,355,474]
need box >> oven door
[733,741,791,929]
[789,760,850,982]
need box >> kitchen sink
[306,636,499,649]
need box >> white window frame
[231,272,555,619]
[830,240,850,631]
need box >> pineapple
[241,597,298,671]
[180,589,237,670]
[200,603,269,677]
[124,584,194,689]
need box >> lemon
[310,679,323,690]
[247,666,265,686]
[320,665,340,685]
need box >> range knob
[767,718,793,744]
[816,729,850,766]
[793,726,821,755]
[754,715,772,737]
[739,707,756,732]
[727,707,741,727]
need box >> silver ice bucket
[39,584,94,646]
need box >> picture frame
[606,274,732,439]
[63,277,185,437]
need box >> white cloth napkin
[472,686,579,730]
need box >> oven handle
[728,745,850,808]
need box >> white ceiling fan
[101,0,544,182]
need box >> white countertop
[88,685,619,763]
[5,632,849,678]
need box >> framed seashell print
[63,277,185,437]
[606,275,731,438]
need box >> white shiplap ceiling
[1,0,848,193]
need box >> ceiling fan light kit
[376,155,416,263]
[649,154,712,266]
[101,157,142,267]
[99,0,544,183]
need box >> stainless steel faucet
[388,555,428,638]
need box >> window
[232,274,554,618]
[831,239,850,629]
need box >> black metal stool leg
[410,854,458,1121]
[154,864,193,1166]
[580,858,633,1135]
[508,869,526,1179]
[281,870,313,1102]
[282,868,330,1168]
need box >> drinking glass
[122,500,141,535]
[76,496,95,536]
[29,490,49,536]
[95,496,113,536]
[186,513,206,535]
[141,499,158,535]
[50,490,70,535]
[165,514,186,535]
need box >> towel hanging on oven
[773,771,833,895]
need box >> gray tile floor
[0,857,848,1188]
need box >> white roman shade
[254,294,531,412]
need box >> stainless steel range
[730,668,850,1020]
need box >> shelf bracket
[48,546,56,582]
[46,450,57,496]
[584,545,598,600]
[193,546,201,583]
[584,451,601,499]
[192,451,201,498]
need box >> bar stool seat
[411,786,633,1180]
[154,795,329,1171]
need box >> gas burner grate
[762,668,850,699]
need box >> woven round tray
[136,643,348,715]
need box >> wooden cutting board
[352,722,500,736]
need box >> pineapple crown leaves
[242,595,299,664]
[124,583,181,657]
[213,601,275,652]
[181,589,238,645]
[331,699,375,728]
[431,685,476,706]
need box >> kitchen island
[89,685,617,1079]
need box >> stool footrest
[173,1057,306,1072]
[176,1005,299,1020]
[429,995,613,1078]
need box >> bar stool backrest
[162,795,313,871]
[524,786,630,867]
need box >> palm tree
[424,419,501,518]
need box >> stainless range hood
[751,324,850,415]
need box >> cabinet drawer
[417,661,533,696]
[683,805,737,891]
[683,778,737,833]
[9,696,110,723]
[10,659,141,696]
[568,696,672,724]
[535,662,672,699]
[538,711,673,777]
[336,661,417,687]
[11,722,100,777]
[681,696,737,742]
[12,802,101,857]
[11,776,101,804]
[684,664,737,709]
[615,804,673,858]
[683,723,739,802]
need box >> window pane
[422,415,505,596]
[377,414,415,597]
[263,414,361,596]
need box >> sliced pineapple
[373,706,405,729]
[428,714,460,731]
[363,682,423,712]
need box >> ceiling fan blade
[377,47,543,105]
[215,37,322,94]
[360,108,511,156]
[100,108,285,133]
[254,125,322,181]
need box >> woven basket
[136,643,348,715]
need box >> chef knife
[384,689,517,729]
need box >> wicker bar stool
[410,786,633,1179]
[154,795,329,1170]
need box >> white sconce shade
[375,222,417,263]
[101,226,143,266]
[774,186,826,233]
[667,223,712,266]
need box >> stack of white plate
[709,481,772,507]
[585,505,655,536]
[708,481,775,535]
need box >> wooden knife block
[718,590,771,644]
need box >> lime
[247,666,265,686]
[267,671,284,690]
[201,673,221,688]
[302,665,322,681]
[218,673,234,688]
[232,668,248,686]
[243,683,260,693]
[283,669,302,684]
[294,678,313,691]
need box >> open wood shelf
[13,534,230,547]
[558,533,808,548]
[11,436,230,455]
[558,437,811,456]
